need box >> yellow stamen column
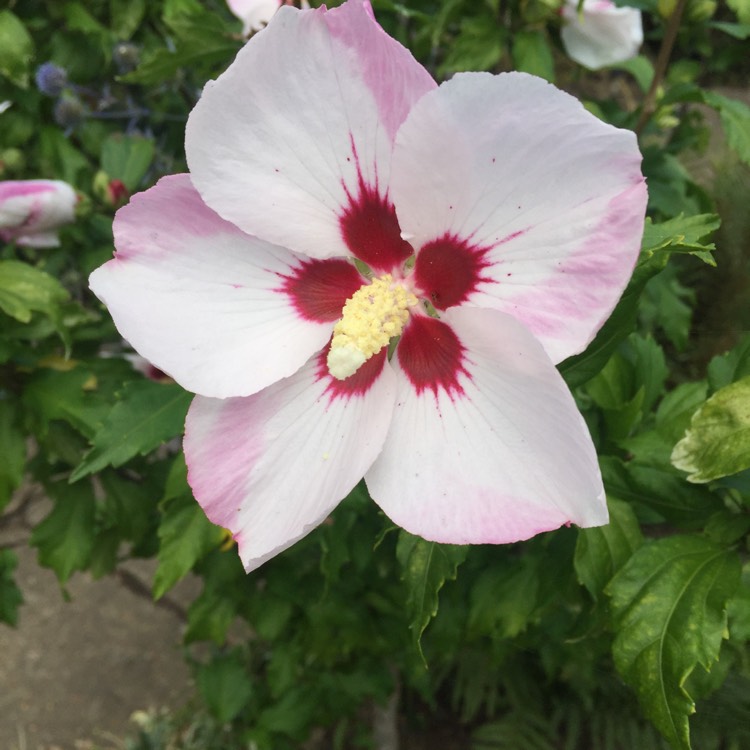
[327,274,417,380]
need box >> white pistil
[327,274,417,380]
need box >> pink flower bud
[0,179,77,248]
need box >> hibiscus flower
[0,179,77,248]
[90,0,647,571]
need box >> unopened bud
[54,96,86,129]
[112,42,140,74]
[0,148,25,176]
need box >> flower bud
[54,96,87,129]
[0,179,77,248]
[93,171,129,208]
[112,42,141,74]
[0,149,25,177]
[35,62,68,97]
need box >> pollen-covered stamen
[327,274,417,380]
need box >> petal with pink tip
[366,306,607,544]
[186,1,435,266]
[184,349,396,572]
[89,174,358,398]
[391,72,647,364]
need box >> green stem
[635,0,689,136]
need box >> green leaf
[0,399,25,513]
[0,550,23,626]
[641,213,721,265]
[397,533,467,660]
[100,133,155,192]
[0,260,70,325]
[121,9,238,85]
[71,379,191,481]
[0,11,34,87]
[671,376,750,483]
[437,17,504,76]
[703,91,750,166]
[707,334,750,392]
[30,481,97,584]
[727,0,750,23]
[23,365,108,440]
[575,496,643,600]
[607,535,741,750]
[622,381,709,468]
[614,55,654,92]
[64,2,110,36]
[152,455,224,599]
[196,651,253,723]
[601,457,719,525]
[512,30,555,82]
[110,0,146,38]
[640,265,694,350]
[468,556,541,638]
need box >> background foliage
[1,1,749,748]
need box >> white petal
[186,1,435,262]
[89,174,354,398]
[391,71,646,363]
[184,350,397,571]
[561,1,643,71]
[366,307,607,544]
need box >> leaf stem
[635,0,688,135]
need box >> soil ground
[0,492,196,750]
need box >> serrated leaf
[0,550,23,626]
[574,496,643,600]
[152,455,224,599]
[30,481,96,584]
[71,379,191,481]
[641,214,720,265]
[0,11,34,87]
[606,535,741,750]
[196,651,253,722]
[397,532,467,660]
[671,376,750,483]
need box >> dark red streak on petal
[339,173,413,273]
[277,258,363,323]
[413,234,493,310]
[397,315,468,399]
[316,347,387,400]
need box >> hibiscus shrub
[1,2,749,749]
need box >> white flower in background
[0,101,11,114]
[227,0,309,36]
[561,0,644,70]
[0,179,77,248]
